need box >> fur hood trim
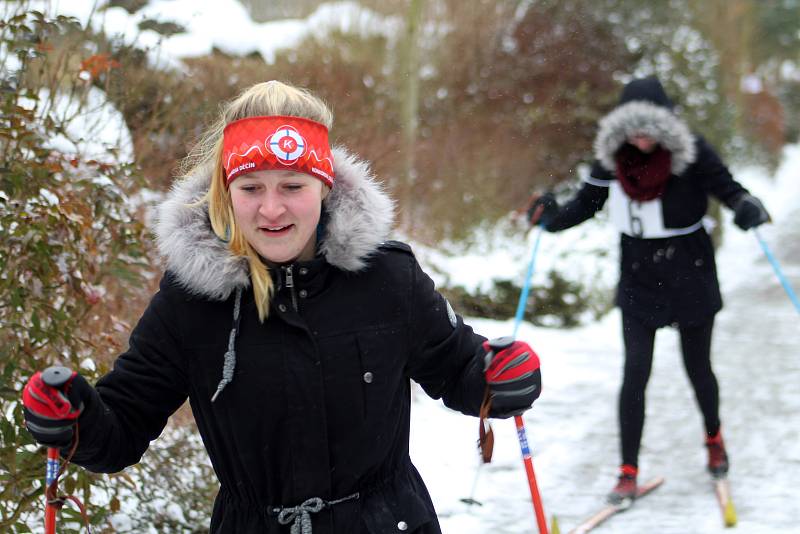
[594,100,697,175]
[153,147,395,300]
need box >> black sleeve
[69,274,189,473]
[404,256,487,417]
[692,136,748,208]
[544,161,611,232]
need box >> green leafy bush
[0,10,150,532]
[440,270,613,328]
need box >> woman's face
[628,134,657,153]
[229,170,325,264]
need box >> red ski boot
[607,464,638,504]
[706,430,729,477]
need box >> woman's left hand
[483,337,541,418]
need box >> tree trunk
[399,0,424,232]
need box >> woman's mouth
[259,224,292,236]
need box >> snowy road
[411,151,800,533]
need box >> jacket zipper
[284,265,298,312]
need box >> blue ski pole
[753,227,800,315]
[513,225,544,337]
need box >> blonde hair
[180,81,334,321]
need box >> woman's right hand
[525,192,558,227]
[22,367,92,448]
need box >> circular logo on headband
[268,125,306,164]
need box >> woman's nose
[630,135,655,152]
[258,193,286,219]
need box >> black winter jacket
[542,78,748,327]
[69,149,489,533]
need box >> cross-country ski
[567,477,665,534]
[713,476,738,528]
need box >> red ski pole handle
[41,366,74,389]
[486,336,515,352]
[41,366,72,534]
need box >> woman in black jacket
[528,77,769,503]
[22,80,541,533]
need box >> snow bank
[36,0,400,66]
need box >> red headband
[222,115,334,187]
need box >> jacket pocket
[361,466,437,534]
[318,333,367,421]
[356,326,407,422]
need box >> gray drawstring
[211,287,243,402]
[273,492,359,534]
[277,498,324,534]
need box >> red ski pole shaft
[40,366,74,534]
[45,447,59,534]
[514,415,548,534]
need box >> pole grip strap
[478,387,494,463]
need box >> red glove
[22,367,88,447]
[483,337,541,418]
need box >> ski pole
[460,226,546,509]
[514,414,548,533]
[45,447,59,534]
[39,366,93,534]
[41,367,73,534]
[753,227,800,315]
[510,225,549,534]
[460,417,489,507]
[512,225,544,339]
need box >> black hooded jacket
[541,77,749,327]
[65,148,493,533]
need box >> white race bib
[608,181,701,238]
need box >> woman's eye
[285,184,304,191]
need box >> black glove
[22,367,95,448]
[526,192,558,227]
[483,337,541,418]
[733,193,770,230]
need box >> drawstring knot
[272,492,359,534]
[211,287,243,402]
[276,497,325,534]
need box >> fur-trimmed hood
[153,147,395,301]
[594,101,697,176]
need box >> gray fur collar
[154,147,395,300]
[594,100,697,175]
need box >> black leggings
[619,312,720,467]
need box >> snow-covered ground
[410,144,800,533]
